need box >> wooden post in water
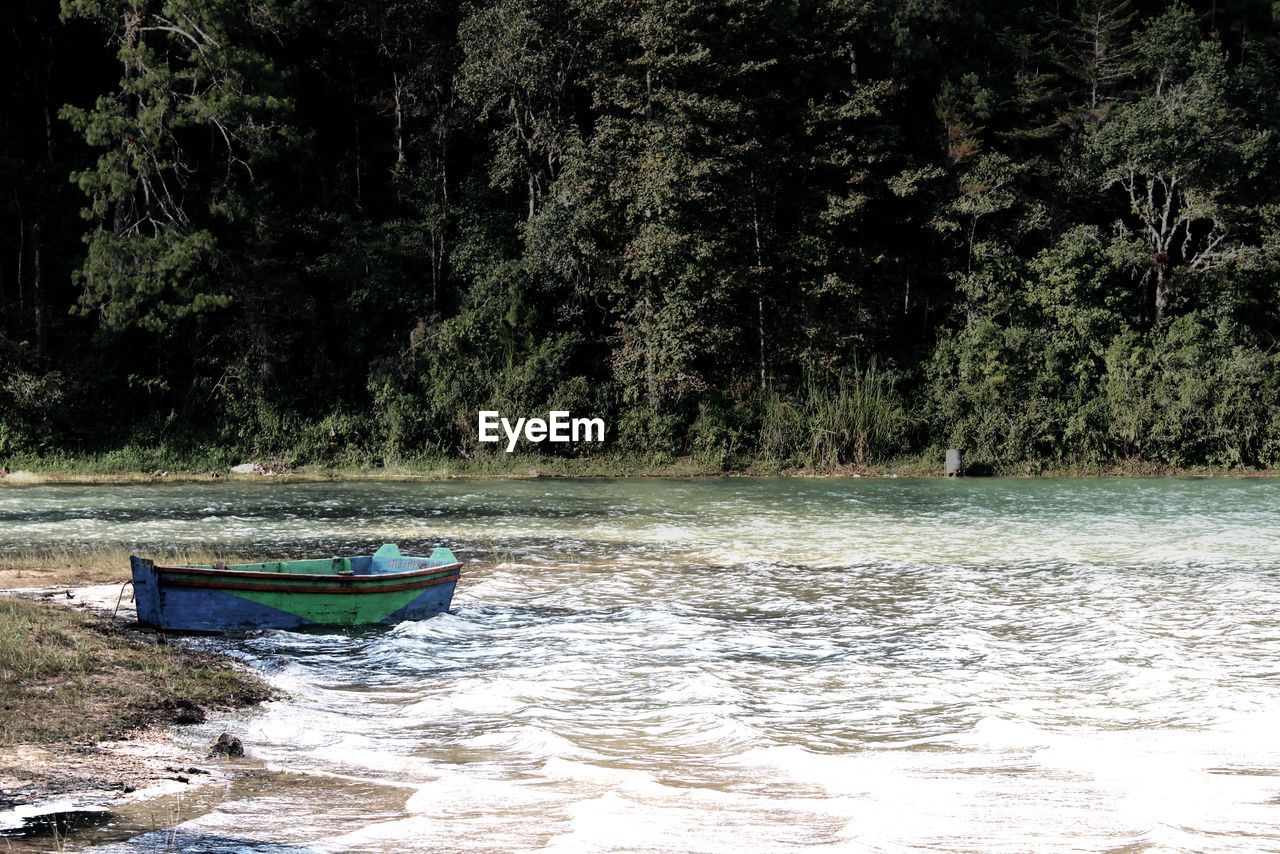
[945,449,963,477]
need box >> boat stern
[129,556,163,627]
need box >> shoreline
[0,725,243,843]
[0,586,274,844]
[1,454,1276,486]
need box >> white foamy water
[3,478,1280,850]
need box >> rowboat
[129,544,461,632]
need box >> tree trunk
[16,211,25,321]
[113,10,142,238]
[433,128,448,308]
[354,120,363,206]
[644,284,658,411]
[392,73,406,175]
[758,296,766,394]
[44,37,55,163]
[33,222,45,356]
[1154,266,1169,326]
[750,171,766,394]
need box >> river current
[3,477,1279,851]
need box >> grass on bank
[0,448,734,484]
[2,447,1276,485]
[0,596,272,745]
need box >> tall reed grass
[759,361,908,470]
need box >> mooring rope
[112,579,134,618]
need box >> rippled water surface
[4,477,1280,851]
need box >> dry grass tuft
[0,545,256,589]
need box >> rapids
[3,477,1278,851]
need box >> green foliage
[1104,314,1280,466]
[0,365,66,455]
[929,320,1110,465]
[1,0,1278,471]
[928,228,1138,465]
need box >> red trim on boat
[158,572,460,595]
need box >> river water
[3,478,1280,851]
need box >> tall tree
[1062,0,1136,112]
[60,0,292,333]
[1086,2,1261,325]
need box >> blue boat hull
[129,546,461,632]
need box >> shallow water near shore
[4,477,1280,851]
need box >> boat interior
[168,545,456,576]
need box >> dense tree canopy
[2,0,1278,469]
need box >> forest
[2,0,1278,473]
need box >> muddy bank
[0,730,236,843]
